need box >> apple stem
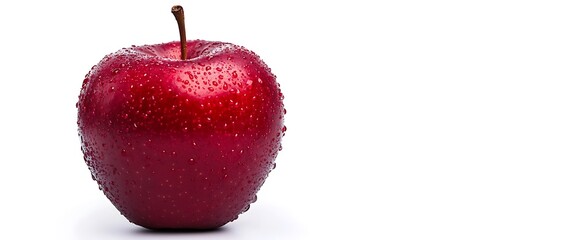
[171,5,187,60]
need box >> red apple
[77,6,285,229]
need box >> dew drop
[242,205,250,213]
[185,71,194,80]
[205,66,211,71]
[231,71,238,78]
[212,81,218,86]
[208,87,214,91]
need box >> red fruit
[77,18,284,229]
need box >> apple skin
[77,40,285,229]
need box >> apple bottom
[87,132,278,229]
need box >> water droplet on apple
[208,87,214,91]
[212,81,218,86]
[231,71,238,78]
[205,66,211,71]
[218,75,224,80]
[185,71,194,80]
[246,80,253,86]
[242,205,250,213]
[216,67,222,72]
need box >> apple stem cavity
[171,5,187,60]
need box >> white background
[1,0,578,239]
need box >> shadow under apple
[133,226,228,235]
[73,201,299,240]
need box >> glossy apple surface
[77,40,285,229]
